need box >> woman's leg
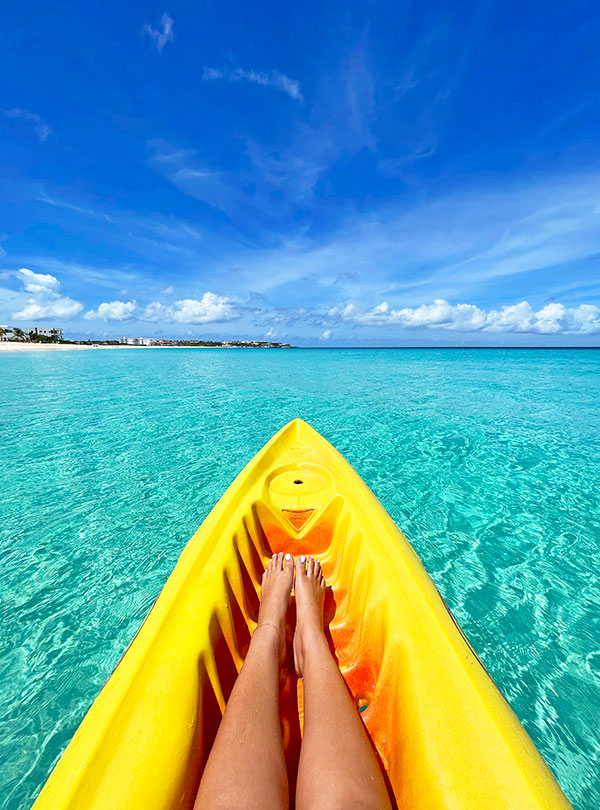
[294,556,392,810]
[194,552,294,810]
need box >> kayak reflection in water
[193,552,393,810]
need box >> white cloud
[17,267,61,295]
[141,301,170,321]
[162,285,174,294]
[263,326,288,340]
[4,108,53,141]
[141,293,239,324]
[14,298,83,320]
[172,295,236,323]
[84,300,137,321]
[12,268,83,320]
[202,66,303,101]
[143,13,175,53]
[484,302,600,335]
[320,329,332,340]
[328,299,600,335]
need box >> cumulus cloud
[4,108,53,141]
[320,329,332,340]
[12,268,83,320]
[141,293,239,324]
[14,299,83,320]
[327,299,600,335]
[202,66,303,101]
[84,300,137,321]
[143,13,175,53]
[82,293,238,324]
[483,302,600,334]
[18,267,61,295]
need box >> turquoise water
[1,348,599,809]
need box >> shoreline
[0,343,224,352]
[2,343,598,353]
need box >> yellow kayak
[32,419,572,810]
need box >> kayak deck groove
[32,419,572,810]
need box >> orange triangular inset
[282,508,315,532]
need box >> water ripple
[1,348,599,809]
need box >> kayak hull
[32,419,572,810]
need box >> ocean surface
[1,348,599,809]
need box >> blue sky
[1,0,600,345]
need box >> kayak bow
[32,419,572,810]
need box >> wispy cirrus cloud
[4,108,52,141]
[34,190,112,221]
[151,45,438,229]
[143,13,175,54]
[24,161,600,322]
[202,66,303,101]
[228,170,600,309]
[146,138,323,228]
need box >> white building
[119,337,154,346]
[1,325,30,341]
[32,327,63,339]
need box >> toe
[284,552,294,571]
[277,551,284,570]
[307,556,314,577]
[296,556,306,576]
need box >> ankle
[297,622,327,650]
[251,624,280,650]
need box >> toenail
[285,553,292,560]
[300,555,306,563]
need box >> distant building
[1,325,30,341]
[119,336,154,346]
[32,327,63,340]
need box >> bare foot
[293,555,326,676]
[257,552,294,662]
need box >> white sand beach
[0,342,154,352]
[0,342,103,351]
[0,342,218,352]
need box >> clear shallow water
[1,348,599,809]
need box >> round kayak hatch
[268,465,330,496]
